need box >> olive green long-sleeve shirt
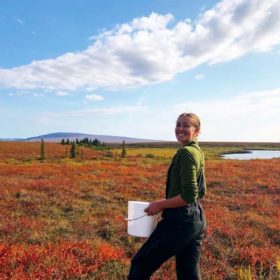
[166,140,206,204]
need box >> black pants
[128,203,206,280]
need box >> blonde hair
[178,112,201,133]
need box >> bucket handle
[125,213,148,222]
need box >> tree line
[60,137,108,148]
[60,137,110,159]
[39,138,127,160]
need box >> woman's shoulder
[177,142,202,165]
[177,147,196,164]
[181,141,201,154]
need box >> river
[222,150,280,160]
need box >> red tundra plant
[0,242,98,279]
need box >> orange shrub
[0,142,279,279]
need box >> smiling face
[175,115,199,145]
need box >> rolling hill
[23,132,160,143]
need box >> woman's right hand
[144,201,164,216]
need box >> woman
[128,113,207,280]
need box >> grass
[0,141,279,279]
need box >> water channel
[221,150,280,160]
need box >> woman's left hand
[144,201,163,216]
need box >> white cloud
[172,88,280,142]
[55,91,68,96]
[15,17,24,25]
[8,91,44,97]
[32,92,43,97]
[41,105,146,120]
[194,74,205,80]
[1,0,280,91]
[85,94,104,101]
[85,87,98,92]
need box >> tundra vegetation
[0,141,279,279]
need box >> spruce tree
[40,138,46,160]
[70,142,77,158]
[121,140,127,158]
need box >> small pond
[222,150,280,160]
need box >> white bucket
[126,201,158,237]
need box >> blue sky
[1,0,280,142]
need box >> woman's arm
[144,195,187,216]
[144,148,200,216]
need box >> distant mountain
[0,138,24,141]
[24,132,160,143]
